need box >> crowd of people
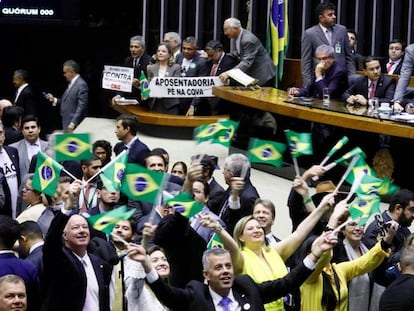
[1,1,414,310]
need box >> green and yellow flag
[100,150,128,191]
[284,130,312,158]
[335,147,366,164]
[120,163,164,203]
[356,174,383,196]
[166,191,204,218]
[54,133,92,161]
[378,177,400,196]
[193,120,234,143]
[339,157,376,185]
[248,138,286,167]
[87,205,135,234]
[210,120,239,147]
[349,194,381,226]
[140,71,150,100]
[327,136,349,157]
[31,151,63,196]
[207,232,225,249]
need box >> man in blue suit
[45,59,88,132]
[0,215,39,311]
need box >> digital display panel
[0,0,80,23]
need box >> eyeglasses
[23,187,34,192]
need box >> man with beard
[363,189,414,265]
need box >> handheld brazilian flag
[54,133,92,161]
[335,147,366,164]
[31,151,63,196]
[266,0,289,87]
[210,120,239,147]
[378,177,400,196]
[327,136,349,157]
[120,163,164,203]
[140,71,150,99]
[166,191,204,218]
[207,232,224,249]
[349,194,381,226]
[193,121,231,143]
[339,156,376,185]
[248,138,286,167]
[284,130,312,158]
[356,174,383,196]
[87,205,135,234]
[100,150,128,191]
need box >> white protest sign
[102,66,134,92]
[148,77,223,98]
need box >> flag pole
[62,168,80,181]
[292,157,300,177]
[86,149,128,184]
[148,172,170,225]
[334,155,360,194]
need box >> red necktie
[369,82,375,99]
[387,61,395,73]
[81,184,91,212]
[210,63,219,76]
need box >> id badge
[335,43,342,54]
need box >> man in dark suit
[301,2,355,88]
[10,115,48,181]
[0,216,39,311]
[19,221,44,274]
[289,44,348,99]
[113,114,150,166]
[379,245,414,310]
[45,59,88,132]
[12,69,38,117]
[111,35,153,106]
[384,39,405,75]
[176,36,209,116]
[208,153,259,235]
[0,122,21,218]
[1,105,24,145]
[127,237,337,311]
[199,40,238,115]
[343,56,396,105]
[41,180,112,311]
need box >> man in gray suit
[219,17,276,86]
[10,115,48,180]
[45,60,88,132]
[301,2,355,88]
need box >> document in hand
[226,68,259,87]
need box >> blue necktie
[220,296,231,311]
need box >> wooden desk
[213,86,414,139]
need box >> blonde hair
[233,215,263,248]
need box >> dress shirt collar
[209,287,238,310]
[69,74,80,88]
[125,136,138,149]
[17,83,28,94]
[29,241,44,254]
[0,250,15,255]
[236,28,243,53]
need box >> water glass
[323,88,330,106]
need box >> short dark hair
[316,1,336,17]
[21,114,41,127]
[116,114,138,136]
[1,105,24,127]
[205,40,223,51]
[363,56,379,69]
[347,29,358,40]
[145,150,165,166]
[389,39,406,51]
[13,69,30,82]
[0,216,21,249]
[183,36,199,49]
[19,221,43,240]
[92,140,112,154]
[389,189,414,212]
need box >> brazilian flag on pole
[54,133,92,161]
[140,71,150,99]
[284,130,313,158]
[87,205,135,234]
[248,138,286,167]
[100,150,128,191]
[32,152,63,196]
[349,194,381,226]
[207,232,224,249]
[166,191,204,218]
[120,163,164,203]
[210,120,239,147]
